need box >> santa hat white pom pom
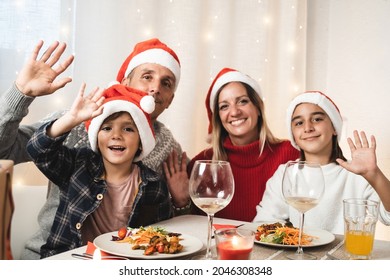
[140,95,155,114]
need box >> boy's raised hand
[47,83,105,138]
[68,83,105,123]
[163,150,190,208]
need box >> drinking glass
[343,198,379,260]
[189,160,235,260]
[282,160,325,260]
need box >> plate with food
[93,226,204,259]
[242,222,335,248]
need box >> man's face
[121,63,176,122]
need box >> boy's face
[97,112,141,168]
[122,63,175,122]
[291,103,336,164]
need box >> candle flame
[232,236,240,247]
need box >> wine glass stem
[296,212,305,255]
[205,213,214,260]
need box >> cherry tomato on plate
[117,227,127,240]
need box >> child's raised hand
[68,83,105,123]
[163,150,190,208]
[336,130,377,176]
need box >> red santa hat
[205,67,263,135]
[85,84,156,161]
[115,38,181,90]
[286,91,343,150]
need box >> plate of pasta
[242,222,335,248]
[93,226,204,259]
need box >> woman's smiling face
[217,82,260,145]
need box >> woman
[253,91,390,233]
[166,68,299,222]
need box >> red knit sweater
[188,138,300,222]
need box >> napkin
[85,241,119,259]
[213,224,239,230]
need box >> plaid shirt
[27,121,173,258]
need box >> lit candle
[216,236,253,260]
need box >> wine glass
[282,160,325,260]
[189,160,235,260]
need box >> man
[0,38,189,259]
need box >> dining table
[44,214,390,260]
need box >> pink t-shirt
[81,164,140,244]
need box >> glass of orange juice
[343,199,379,260]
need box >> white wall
[8,0,390,241]
[307,0,390,240]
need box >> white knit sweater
[254,163,390,234]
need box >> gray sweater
[0,83,182,259]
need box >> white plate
[242,223,335,248]
[93,231,203,259]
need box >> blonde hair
[210,82,282,161]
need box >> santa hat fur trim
[286,91,343,150]
[116,38,181,90]
[85,85,155,161]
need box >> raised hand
[336,130,377,176]
[163,149,190,207]
[337,131,390,211]
[47,83,105,138]
[68,83,105,124]
[15,40,74,97]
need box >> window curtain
[1,0,306,178]
[0,0,75,121]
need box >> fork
[71,253,129,260]
[211,224,245,238]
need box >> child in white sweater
[253,91,390,234]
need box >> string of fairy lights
[2,0,306,185]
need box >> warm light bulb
[288,43,296,52]
[144,28,152,36]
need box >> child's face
[291,103,336,164]
[217,82,260,145]
[97,112,141,167]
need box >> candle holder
[214,228,255,260]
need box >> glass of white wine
[189,160,235,260]
[282,160,325,260]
